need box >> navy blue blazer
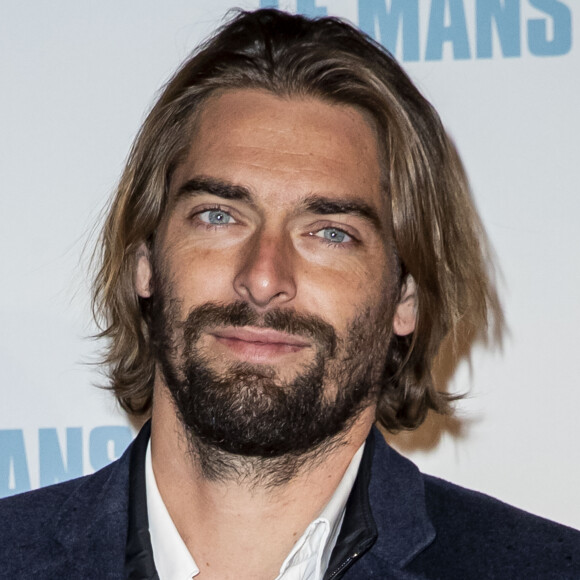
[1,426,579,579]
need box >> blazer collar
[367,427,436,567]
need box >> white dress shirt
[145,441,364,580]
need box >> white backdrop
[1,0,578,530]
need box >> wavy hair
[92,9,500,430]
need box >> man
[1,8,578,579]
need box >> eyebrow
[174,176,254,205]
[301,195,383,230]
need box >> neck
[187,420,357,489]
[149,384,375,579]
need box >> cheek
[161,245,239,312]
[298,259,392,332]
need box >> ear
[392,274,417,337]
[135,243,152,298]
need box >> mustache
[181,301,337,358]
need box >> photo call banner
[1,0,578,529]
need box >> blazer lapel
[51,438,133,578]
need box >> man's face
[137,89,412,458]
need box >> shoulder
[0,446,131,578]
[0,471,93,529]
[412,474,580,578]
[362,431,580,579]
[422,473,580,543]
[0,457,124,532]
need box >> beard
[148,279,393,483]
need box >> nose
[233,230,297,309]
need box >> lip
[211,326,310,347]
[210,326,311,362]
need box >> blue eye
[316,227,351,243]
[199,209,234,225]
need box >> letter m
[359,0,419,61]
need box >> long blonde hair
[93,9,500,429]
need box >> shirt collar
[145,438,364,580]
[277,443,365,579]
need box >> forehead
[171,89,387,218]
